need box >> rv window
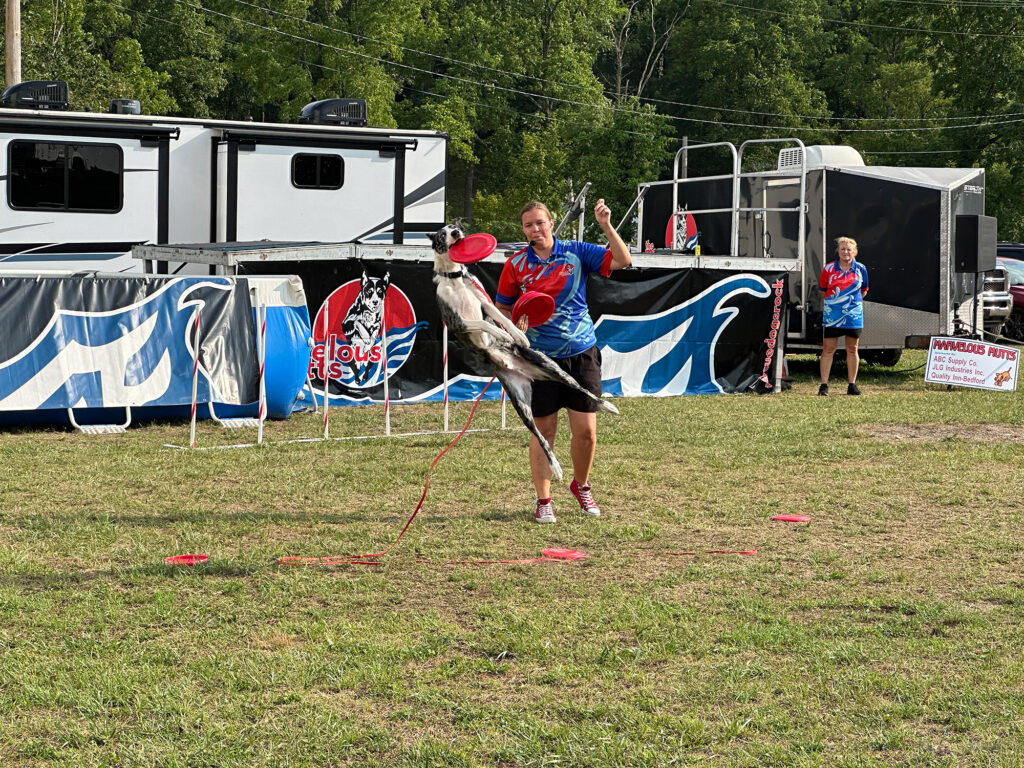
[292,153,344,190]
[8,140,122,213]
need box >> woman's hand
[594,198,612,228]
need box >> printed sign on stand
[925,337,1019,391]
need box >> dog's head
[431,222,465,255]
[357,272,389,313]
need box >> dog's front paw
[512,329,531,348]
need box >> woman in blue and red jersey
[495,199,632,525]
[817,236,869,396]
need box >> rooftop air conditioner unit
[0,80,70,111]
[298,98,368,127]
[110,99,142,115]
[778,145,864,171]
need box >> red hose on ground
[279,377,499,566]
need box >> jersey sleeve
[818,266,830,292]
[859,263,869,291]
[495,259,520,307]
[576,241,612,276]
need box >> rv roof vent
[1,80,70,111]
[110,99,142,115]
[778,145,864,171]
[298,98,368,127]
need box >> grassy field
[2,350,1023,767]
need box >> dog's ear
[381,272,390,290]
[430,228,449,253]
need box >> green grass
[2,350,1023,766]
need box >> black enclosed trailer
[636,140,992,361]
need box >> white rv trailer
[0,82,447,274]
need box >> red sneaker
[534,498,556,524]
[570,479,601,517]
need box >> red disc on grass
[512,291,555,327]
[772,514,811,523]
[542,548,587,561]
[449,233,497,264]
[165,554,209,565]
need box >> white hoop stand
[382,309,391,436]
[322,303,331,439]
[442,324,449,432]
[193,290,267,446]
[170,296,518,451]
[189,309,202,448]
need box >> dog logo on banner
[665,208,700,252]
[311,273,426,390]
[596,273,772,396]
[0,278,236,410]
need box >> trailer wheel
[1003,310,1024,342]
[862,349,903,367]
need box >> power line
[693,0,1024,38]
[163,0,1024,135]
[881,0,1023,8]
[220,0,1024,125]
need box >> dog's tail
[497,370,564,482]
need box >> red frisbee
[165,554,209,565]
[449,232,497,264]
[512,291,555,327]
[772,514,811,523]
[542,548,587,561]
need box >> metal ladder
[67,406,132,435]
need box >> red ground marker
[165,554,209,565]
[772,514,811,523]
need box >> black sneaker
[817,383,828,396]
[847,382,861,396]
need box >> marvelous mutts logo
[757,278,786,388]
[310,272,426,390]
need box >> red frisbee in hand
[165,554,209,565]
[512,291,555,327]
[449,233,497,264]
[772,514,811,523]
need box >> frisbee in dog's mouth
[512,291,555,327]
[449,232,497,263]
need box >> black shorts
[531,345,603,418]
[823,326,862,339]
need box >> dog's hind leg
[512,345,619,415]
[497,371,563,482]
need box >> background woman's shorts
[823,326,862,339]
[531,345,603,417]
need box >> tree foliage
[3,0,1023,238]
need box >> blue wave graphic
[0,278,234,411]
[596,273,772,396]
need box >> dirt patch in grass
[860,423,1024,443]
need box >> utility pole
[5,0,22,87]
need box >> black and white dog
[431,224,617,481]
[342,271,390,350]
